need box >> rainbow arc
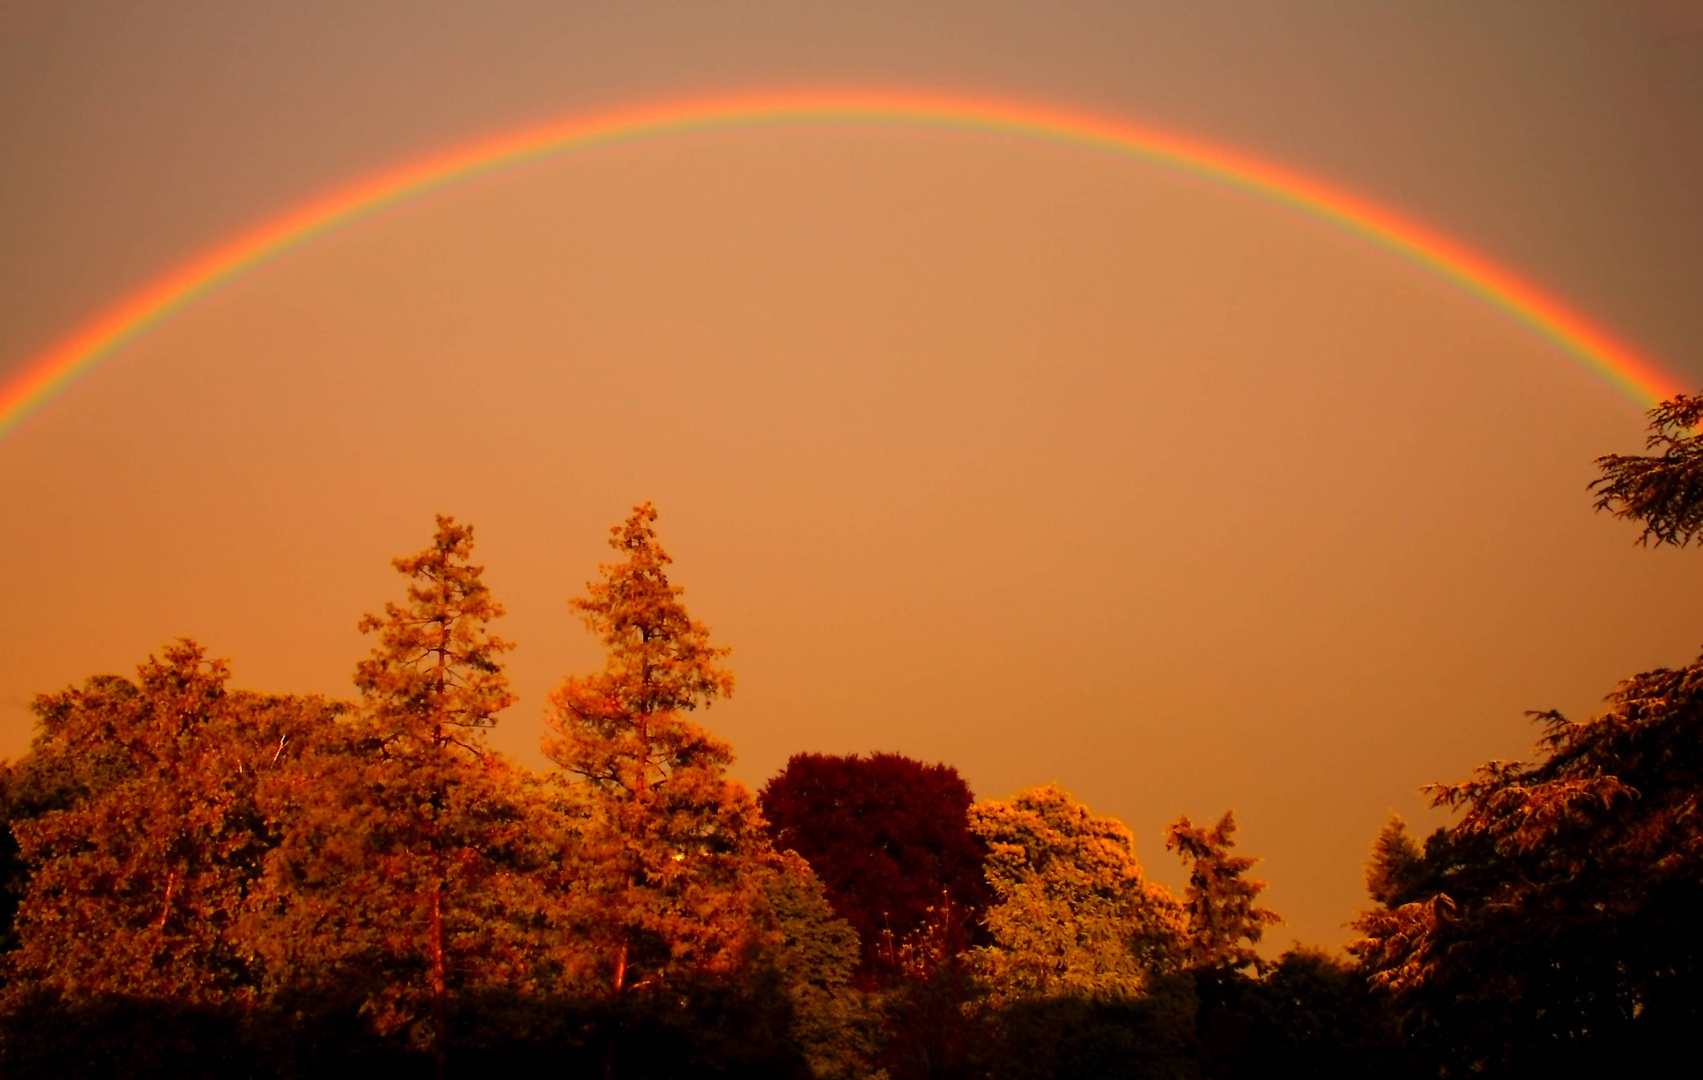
[0,88,1685,441]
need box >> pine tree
[1165,811,1280,973]
[543,502,770,995]
[1363,814,1424,908]
[253,516,539,1063]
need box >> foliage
[7,434,1702,1075]
[756,851,883,1080]
[3,642,335,1004]
[1165,812,1280,974]
[1352,652,1703,1073]
[1190,948,1409,1080]
[543,503,771,995]
[249,516,545,1059]
[970,783,1183,1003]
[760,751,990,979]
[1592,391,1703,546]
[969,978,1197,1080]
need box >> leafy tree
[3,642,334,1004]
[970,783,1182,1003]
[542,502,772,997]
[1165,812,1279,974]
[1343,391,1703,1073]
[760,751,990,979]
[1592,390,1703,546]
[252,516,542,1064]
[755,851,882,1080]
[1352,655,1703,1073]
[1186,946,1409,1080]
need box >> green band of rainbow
[0,88,1685,442]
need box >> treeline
[2,393,1702,1078]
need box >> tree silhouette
[1592,390,1703,546]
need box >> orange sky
[3,1,1702,950]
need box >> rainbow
[0,88,1686,441]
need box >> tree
[1351,656,1703,1073]
[1165,812,1279,974]
[4,642,335,1004]
[1592,390,1703,546]
[252,515,539,1065]
[760,751,991,979]
[970,783,1182,1003]
[542,502,772,997]
[1342,390,1703,1073]
[1362,815,1424,909]
[755,851,882,1080]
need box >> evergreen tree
[1592,390,1703,546]
[252,516,540,1064]
[1165,812,1279,974]
[542,503,771,996]
[1352,657,1703,1073]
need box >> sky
[3,0,1703,950]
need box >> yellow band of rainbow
[0,88,1685,442]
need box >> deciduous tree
[5,642,334,1004]
[971,783,1182,1003]
[760,751,990,978]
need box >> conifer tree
[1592,391,1703,547]
[1363,814,1425,908]
[254,516,538,1062]
[542,502,770,995]
[1165,811,1280,973]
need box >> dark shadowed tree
[1352,656,1703,1074]
[759,751,990,977]
[1344,391,1703,1074]
[1592,390,1703,546]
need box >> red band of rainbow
[0,88,1686,442]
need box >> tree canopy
[3,381,1701,1077]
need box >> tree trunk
[430,878,447,1079]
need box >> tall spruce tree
[1165,812,1279,974]
[253,516,538,1064]
[542,503,771,995]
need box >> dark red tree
[758,752,990,977]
